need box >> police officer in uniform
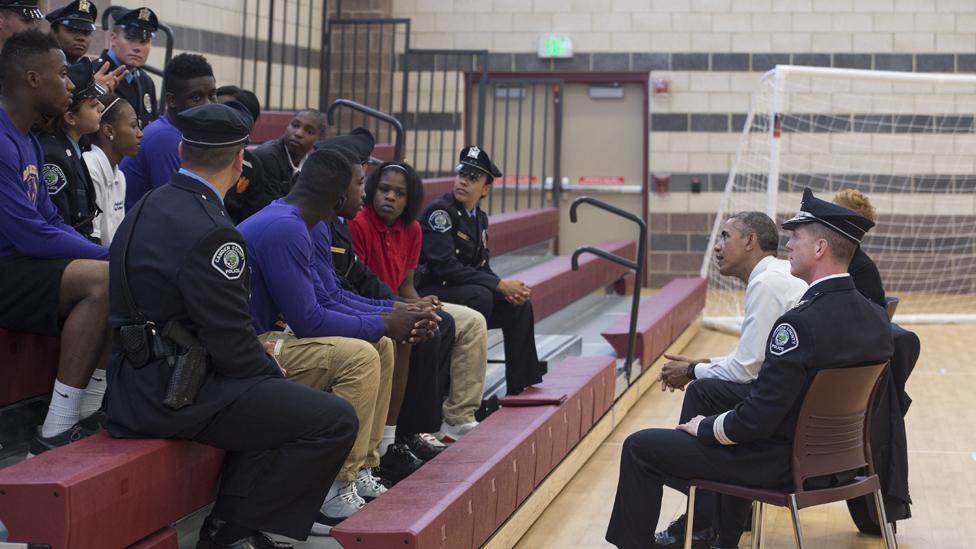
[105,103,357,548]
[605,188,894,549]
[0,0,43,51]
[46,0,96,64]
[94,7,158,128]
[39,57,104,242]
[416,145,546,395]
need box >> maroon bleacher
[0,433,223,549]
[331,356,616,549]
[249,111,294,144]
[0,328,59,408]
[521,239,637,321]
[421,177,455,207]
[128,527,179,549]
[600,277,707,369]
[486,208,559,256]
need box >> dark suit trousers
[188,378,358,540]
[420,284,545,395]
[397,309,456,434]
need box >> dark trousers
[607,378,768,549]
[189,378,358,540]
[420,283,545,395]
[397,309,456,434]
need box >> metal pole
[766,67,784,219]
[265,0,275,110]
[240,0,248,86]
[528,84,536,209]
[552,83,563,208]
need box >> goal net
[702,65,976,330]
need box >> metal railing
[326,99,405,161]
[570,197,648,382]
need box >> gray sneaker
[311,481,365,536]
[354,468,388,501]
[27,421,99,458]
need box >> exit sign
[538,35,573,59]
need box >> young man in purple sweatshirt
[239,148,439,535]
[0,31,111,454]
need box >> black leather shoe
[654,513,715,548]
[196,516,293,549]
[397,433,445,461]
[376,442,423,484]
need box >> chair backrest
[885,296,899,320]
[791,362,887,491]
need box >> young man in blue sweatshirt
[120,53,216,210]
[239,148,439,535]
[0,31,111,454]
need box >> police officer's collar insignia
[792,299,808,309]
[212,242,246,280]
[429,209,452,233]
[457,231,470,241]
[143,93,152,112]
[139,7,151,21]
[467,145,481,159]
[769,323,799,356]
[42,164,68,195]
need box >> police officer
[46,0,96,63]
[39,57,104,242]
[105,103,357,548]
[605,188,894,549]
[94,7,158,128]
[416,145,546,396]
[0,0,42,50]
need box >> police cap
[46,0,96,32]
[0,0,43,20]
[782,187,875,244]
[315,127,375,164]
[67,57,106,107]
[456,145,502,180]
[175,104,252,149]
[113,7,158,41]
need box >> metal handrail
[101,6,175,107]
[326,99,405,161]
[570,196,648,382]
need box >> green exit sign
[538,35,573,59]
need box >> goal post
[702,65,976,330]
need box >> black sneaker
[376,442,423,484]
[79,410,107,432]
[397,433,445,461]
[27,421,100,457]
[654,514,715,548]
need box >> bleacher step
[483,334,583,399]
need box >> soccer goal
[702,65,976,331]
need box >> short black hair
[294,108,326,133]
[290,148,352,205]
[217,85,261,122]
[365,161,425,226]
[0,30,61,85]
[164,53,214,95]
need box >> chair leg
[788,494,805,549]
[751,501,765,549]
[873,490,898,549]
[683,485,697,549]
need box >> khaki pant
[259,332,394,481]
[440,302,487,425]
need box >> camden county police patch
[43,164,68,195]
[769,323,799,356]
[211,242,246,280]
[429,209,452,233]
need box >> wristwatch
[686,362,698,380]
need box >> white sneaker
[355,468,388,501]
[311,480,365,536]
[420,432,447,449]
[435,419,478,443]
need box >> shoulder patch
[43,163,67,195]
[769,323,799,356]
[211,242,246,280]
[428,209,452,233]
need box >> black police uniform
[606,189,894,549]
[252,137,297,200]
[105,104,357,544]
[94,7,159,129]
[416,146,546,395]
[0,0,42,21]
[39,58,104,242]
[45,0,97,64]
[331,219,397,300]
[850,246,887,309]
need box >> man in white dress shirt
[653,211,807,547]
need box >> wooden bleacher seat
[249,111,295,144]
[486,208,559,257]
[421,177,455,207]
[0,433,223,549]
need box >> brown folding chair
[885,296,899,320]
[683,363,896,549]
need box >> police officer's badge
[42,164,68,195]
[467,145,481,159]
[212,242,246,280]
[139,7,151,21]
[769,323,799,356]
[429,210,452,233]
[143,93,152,112]
[79,0,91,12]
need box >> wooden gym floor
[515,324,976,548]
